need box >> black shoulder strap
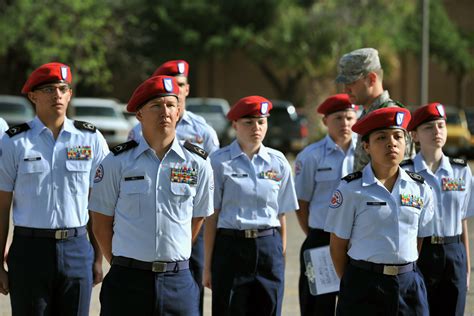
[449,157,467,167]
[6,123,30,137]
[405,170,425,184]
[183,141,208,159]
[400,159,414,167]
[111,140,138,156]
[342,171,362,182]
[74,120,97,132]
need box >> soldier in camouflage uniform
[336,48,415,171]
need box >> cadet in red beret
[0,62,109,315]
[90,75,214,316]
[325,106,434,315]
[204,95,298,315]
[125,60,220,316]
[294,94,358,316]
[403,102,473,316]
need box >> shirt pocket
[117,178,149,219]
[17,159,48,195]
[400,205,422,227]
[65,160,91,195]
[314,168,338,182]
[170,182,196,221]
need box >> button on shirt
[0,117,109,228]
[325,165,434,264]
[88,136,214,262]
[128,111,219,154]
[403,154,474,237]
[211,140,298,230]
[294,135,355,229]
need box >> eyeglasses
[36,85,71,95]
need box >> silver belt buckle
[383,265,399,276]
[152,262,167,273]
[244,229,258,238]
[431,236,444,244]
[55,230,69,239]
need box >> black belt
[112,256,189,273]
[425,235,461,245]
[219,227,277,239]
[350,259,415,276]
[14,226,87,240]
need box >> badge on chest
[441,177,465,191]
[258,169,282,182]
[400,193,424,209]
[67,145,92,160]
[171,166,198,185]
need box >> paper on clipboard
[303,245,340,295]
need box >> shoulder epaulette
[342,171,362,182]
[449,157,467,167]
[184,141,208,159]
[74,120,96,132]
[405,170,425,184]
[6,123,30,137]
[400,159,414,167]
[111,140,138,156]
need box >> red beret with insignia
[407,102,446,131]
[21,62,72,94]
[227,96,273,121]
[127,75,179,112]
[317,94,358,115]
[152,60,189,77]
[352,107,411,136]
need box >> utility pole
[420,0,430,105]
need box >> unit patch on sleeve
[329,190,343,208]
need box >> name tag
[317,167,332,171]
[231,173,248,178]
[367,201,387,206]
[124,176,145,181]
[24,157,41,161]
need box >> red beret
[407,102,446,131]
[21,62,72,94]
[227,96,273,121]
[317,94,358,115]
[152,60,189,77]
[127,76,179,112]
[352,107,411,136]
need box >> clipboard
[303,245,340,295]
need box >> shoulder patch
[6,123,30,137]
[399,159,413,167]
[342,171,362,182]
[184,141,208,159]
[449,157,467,167]
[74,120,97,132]
[111,140,138,156]
[405,170,425,184]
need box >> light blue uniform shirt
[211,140,298,230]
[128,111,220,154]
[0,118,8,136]
[325,165,434,264]
[88,136,214,262]
[0,117,109,228]
[294,135,355,229]
[402,153,474,237]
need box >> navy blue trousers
[336,263,429,316]
[190,225,204,315]
[417,240,467,316]
[100,264,199,316]
[211,230,285,316]
[299,228,337,316]
[7,233,93,316]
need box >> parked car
[464,108,474,158]
[444,105,471,158]
[264,100,309,154]
[71,98,130,148]
[186,97,234,145]
[0,95,35,127]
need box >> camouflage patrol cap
[335,48,381,84]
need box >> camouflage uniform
[336,48,415,172]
